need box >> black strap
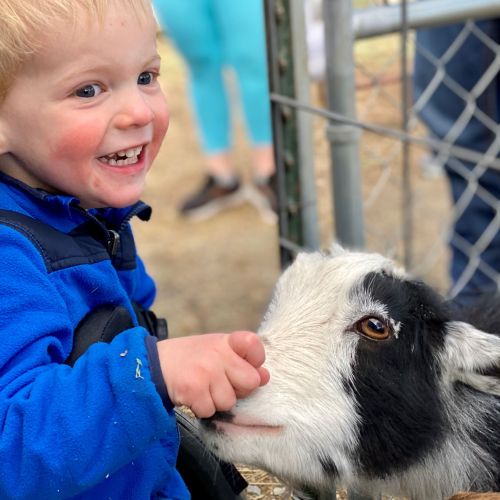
[0,208,143,271]
[133,303,169,340]
[65,305,134,366]
[175,410,247,498]
[0,209,109,273]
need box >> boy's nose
[114,91,155,129]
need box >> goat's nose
[200,411,233,428]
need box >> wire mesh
[267,0,500,302]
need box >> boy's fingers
[226,360,262,397]
[258,366,270,386]
[228,331,266,368]
[233,366,270,398]
[210,378,237,412]
[226,332,270,398]
[190,394,216,419]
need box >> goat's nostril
[199,419,217,432]
[200,411,234,429]
[211,411,234,422]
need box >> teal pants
[154,0,272,153]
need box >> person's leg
[210,0,276,221]
[153,0,243,218]
[414,19,500,301]
[154,0,232,165]
[213,0,274,179]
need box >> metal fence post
[264,0,320,267]
[290,0,321,252]
[323,0,365,248]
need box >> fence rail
[354,0,500,39]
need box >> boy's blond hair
[0,0,150,102]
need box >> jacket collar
[0,171,151,229]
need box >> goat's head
[200,246,500,497]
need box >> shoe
[246,180,278,224]
[254,182,278,213]
[179,175,244,220]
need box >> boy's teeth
[117,146,142,158]
[126,148,140,158]
[99,146,143,164]
[106,157,139,166]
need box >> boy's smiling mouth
[98,145,144,166]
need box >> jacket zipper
[71,201,150,258]
[107,229,120,257]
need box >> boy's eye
[138,72,155,86]
[75,84,103,98]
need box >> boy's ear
[0,120,9,155]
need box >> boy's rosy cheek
[51,124,100,160]
[149,111,170,158]
[157,107,170,139]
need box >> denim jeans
[413,18,500,302]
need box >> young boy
[0,0,269,498]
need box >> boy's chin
[80,192,144,209]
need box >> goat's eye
[356,317,390,340]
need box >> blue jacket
[0,173,189,499]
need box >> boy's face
[0,2,169,208]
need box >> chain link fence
[265,0,500,305]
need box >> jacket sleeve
[133,254,157,309]
[0,227,173,498]
[117,251,157,310]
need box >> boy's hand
[156,331,270,418]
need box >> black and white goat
[200,246,500,499]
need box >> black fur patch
[209,411,235,422]
[451,293,500,334]
[199,411,234,432]
[453,382,500,489]
[341,372,355,396]
[318,455,339,478]
[351,272,450,477]
[451,294,500,487]
[199,419,217,432]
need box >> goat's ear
[443,321,500,396]
[444,321,500,371]
[328,241,346,257]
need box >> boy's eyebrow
[56,53,162,84]
[147,54,162,65]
